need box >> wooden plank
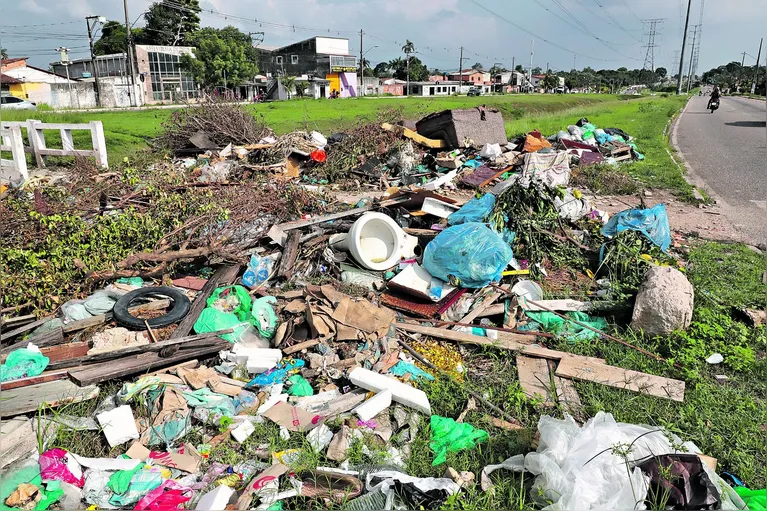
[0,371,69,391]
[475,303,505,318]
[0,380,99,418]
[68,342,229,386]
[47,333,227,371]
[1,327,64,355]
[381,123,447,149]
[516,355,555,406]
[396,322,606,364]
[169,264,241,340]
[453,285,508,328]
[1,314,36,327]
[553,374,583,417]
[282,338,320,355]
[1,317,51,342]
[40,342,89,364]
[277,231,301,279]
[554,357,685,402]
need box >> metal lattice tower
[672,50,681,78]
[691,0,705,79]
[642,18,666,71]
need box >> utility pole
[676,0,693,94]
[359,30,364,97]
[573,55,576,71]
[56,47,76,108]
[529,38,534,93]
[742,52,747,67]
[86,15,104,107]
[459,46,464,92]
[686,25,699,93]
[123,0,137,106]
[752,38,763,95]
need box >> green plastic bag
[107,458,143,495]
[252,296,278,339]
[193,307,251,343]
[523,311,608,343]
[287,374,314,396]
[0,348,49,382]
[0,458,63,511]
[735,487,767,511]
[207,285,252,322]
[429,415,488,466]
[109,469,163,507]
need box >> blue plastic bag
[601,204,671,252]
[448,194,496,225]
[423,223,513,288]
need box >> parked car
[0,94,37,110]
[467,87,482,97]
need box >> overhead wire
[591,0,643,42]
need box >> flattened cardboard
[263,401,322,432]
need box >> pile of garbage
[3,104,764,511]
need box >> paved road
[675,95,767,245]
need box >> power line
[592,0,643,42]
[618,0,642,22]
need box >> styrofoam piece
[230,346,282,373]
[388,263,454,302]
[420,197,460,219]
[349,368,431,415]
[307,423,333,453]
[423,169,459,191]
[195,485,235,510]
[232,420,256,443]
[257,394,287,414]
[353,389,392,421]
[328,212,419,271]
[96,405,140,447]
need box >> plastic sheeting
[447,194,496,225]
[600,204,671,253]
[363,470,461,510]
[521,152,570,188]
[423,223,513,288]
[0,346,49,382]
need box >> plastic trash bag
[554,189,591,221]
[363,470,461,511]
[390,361,434,381]
[193,307,252,343]
[107,460,143,495]
[182,387,236,418]
[82,469,117,509]
[242,253,280,289]
[423,223,513,288]
[83,290,119,316]
[479,143,502,159]
[447,194,496,225]
[252,296,278,339]
[0,457,63,511]
[1,346,49,382]
[207,285,252,322]
[133,480,192,510]
[108,468,163,507]
[287,374,314,396]
[523,311,608,343]
[637,454,721,509]
[61,300,91,323]
[601,204,671,252]
[429,415,489,466]
[523,130,552,153]
[735,487,767,510]
[39,449,85,488]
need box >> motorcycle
[709,98,719,113]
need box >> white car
[0,95,37,110]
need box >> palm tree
[0,48,8,60]
[401,40,415,94]
[280,75,296,99]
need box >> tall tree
[143,0,201,46]
[655,67,667,78]
[401,40,415,56]
[93,21,144,55]
[542,73,559,90]
[532,66,543,75]
[471,62,484,71]
[391,56,427,81]
[373,62,391,77]
[181,26,258,88]
[1,48,8,59]
[515,64,524,73]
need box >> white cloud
[19,0,50,14]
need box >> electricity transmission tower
[691,0,705,79]
[642,18,666,71]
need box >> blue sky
[2,0,765,74]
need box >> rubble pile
[2,103,758,511]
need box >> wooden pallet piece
[452,285,509,328]
[516,355,555,406]
[555,356,685,402]
[68,342,229,386]
[0,379,99,418]
[169,264,241,340]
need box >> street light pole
[123,0,137,106]
[752,38,763,95]
[86,15,105,107]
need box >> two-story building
[258,36,357,98]
[447,69,490,85]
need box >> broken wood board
[516,355,555,406]
[144,359,198,378]
[453,285,508,328]
[39,342,89,364]
[553,375,583,417]
[0,317,52,342]
[0,379,99,418]
[68,342,228,386]
[1,327,64,355]
[282,338,320,355]
[277,231,301,279]
[381,122,446,149]
[555,356,685,402]
[0,371,69,392]
[169,264,241,340]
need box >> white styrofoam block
[353,389,392,421]
[231,347,282,373]
[231,420,256,443]
[349,368,431,415]
[195,485,235,510]
[96,405,140,447]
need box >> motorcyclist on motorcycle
[707,86,721,109]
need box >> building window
[451,86,456,92]
[275,56,283,65]
[291,55,298,64]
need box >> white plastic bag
[479,143,502,159]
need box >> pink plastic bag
[133,480,193,510]
[39,448,85,488]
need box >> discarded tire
[112,286,191,329]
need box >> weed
[570,163,640,195]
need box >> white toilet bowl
[329,212,420,271]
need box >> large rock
[631,266,694,336]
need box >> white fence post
[0,125,29,182]
[26,120,45,168]
[89,121,109,168]
[61,128,75,152]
